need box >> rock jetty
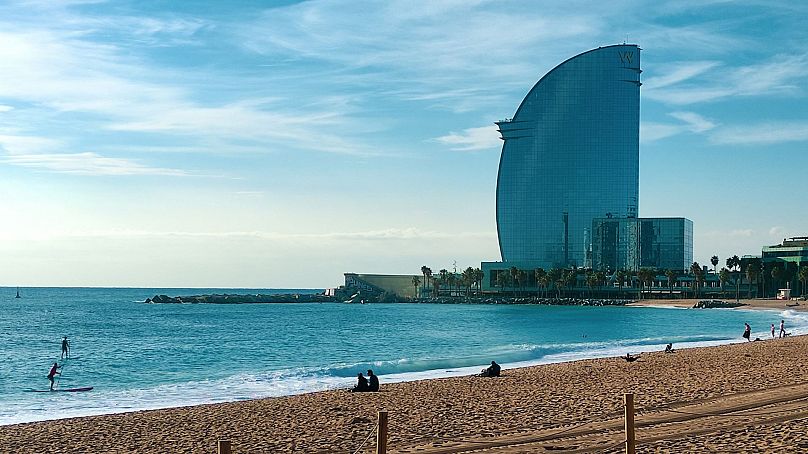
[145,293,336,304]
[692,299,746,309]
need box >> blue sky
[1,0,806,288]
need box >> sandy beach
[3,326,808,453]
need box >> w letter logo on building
[618,51,633,64]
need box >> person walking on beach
[61,336,70,359]
[771,324,776,338]
[780,320,786,338]
[47,362,61,391]
[367,369,379,392]
[743,323,751,342]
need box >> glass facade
[591,217,693,272]
[496,45,641,268]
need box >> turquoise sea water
[1,287,805,425]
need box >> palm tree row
[418,265,483,298]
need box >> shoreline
[4,335,808,452]
[629,297,808,312]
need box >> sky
[1,0,807,288]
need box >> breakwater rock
[692,299,746,309]
[145,293,336,304]
[416,297,634,306]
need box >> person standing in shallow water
[780,320,786,338]
[771,324,776,338]
[743,323,751,342]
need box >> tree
[771,266,783,296]
[615,270,627,297]
[447,273,457,297]
[424,267,433,294]
[420,266,429,294]
[665,269,677,297]
[548,268,563,298]
[509,267,520,296]
[534,268,546,297]
[746,261,761,299]
[586,272,597,297]
[412,276,421,299]
[474,268,484,295]
[719,268,731,298]
[638,268,655,300]
[439,269,449,294]
[690,262,704,298]
[711,255,719,274]
[799,266,808,297]
[595,271,606,298]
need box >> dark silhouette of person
[623,353,639,362]
[743,323,751,342]
[367,369,379,392]
[47,362,61,391]
[351,372,369,392]
[481,361,501,377]
[61,336,70,359]
[664,343,674,353]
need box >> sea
[1,287,805,426]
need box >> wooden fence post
[218,439,231,454]
[376,410,388,454]
[624,393,636,454]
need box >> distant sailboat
[15,287,21,298]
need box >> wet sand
[3,334,808,452]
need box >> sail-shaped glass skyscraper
[495,44,641,269]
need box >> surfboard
[30,387,93,393]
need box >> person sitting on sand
[350,372,369,392]
[367,369,379,392]
[623,353,639,362]
[47,362,61,391]
[743,323,751,342]
[480,361,501,377]
[664,343,674,353]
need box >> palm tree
[615,270,627,297]
[711,255,719,274]
[534,268,546,297]
[595,271,605,298]
[799,266,808,297]
[424,267,433,294]
[665,269,677,297]
[771,266,782,296]
[719,268,731,299]
[412,276,421,299]
[638,268,655,300]
[509,267,519,296]
[439,269,449,295]
[473,268,484,295]
[539,274,551,298]
[548,268,563,298]
[746,261,760,298]
[420,266,428,294]
[586,272,597,297]
[447,273,457,297]
[690,262,704,298]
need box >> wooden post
[624,393,636,454]
[376,410,388,454]
[218,439,231,454]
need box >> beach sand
[3,336,808,453]
[629,297,807,312]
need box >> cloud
[669,111,716,133]
[642,61,721,90]
[434,125,501,151]
[640,111,716,143]
[645,53,808,105]
[711,121,808,145]
[0,105,13,112]
[769,226,784,236]
[2,152,189,176]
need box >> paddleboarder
[47,362,62,391]
[61,336,70,359]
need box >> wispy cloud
[434,125,500,151]
[711,121,808,145]
[645,53,808,105]
[2,152,189,176]
[640,111,716,143]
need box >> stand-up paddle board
[30,387,93,392]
